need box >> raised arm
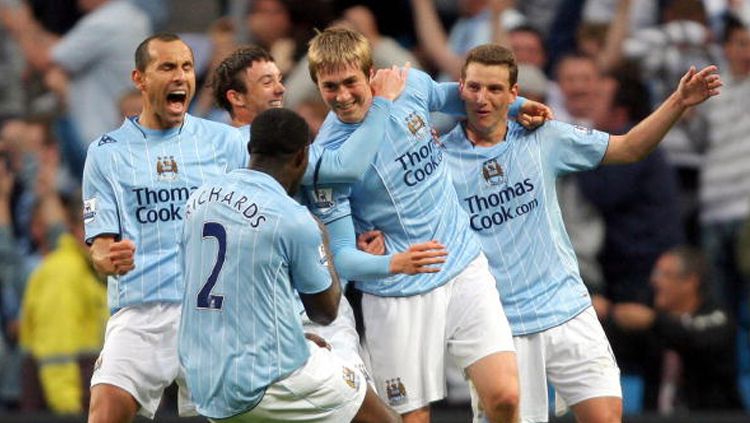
[603,65,721,164]
[410,0,464,80]
[306,64,410,185]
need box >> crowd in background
[0,0,749,418]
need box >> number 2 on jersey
[197,222,226,310]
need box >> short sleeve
[542,121,609,176]
[286,210,332,295]
[82,144,121,243]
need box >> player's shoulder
[186,114,241,136]
[86,118,137,156]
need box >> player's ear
[132,69,144,90]
[227,89,245,108]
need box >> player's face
[315,63,372,124]
[135,40,195,129]
[460,63,518,136]
[239,60,285,116]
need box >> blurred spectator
[699,14,750,320]
[19,190,106,414]
[283,4,419,109]
[245,0,296,74]
[117,88,142,119]
[516,63,549,102]
[507,24,547,68]
[622,0,716,168]
[410,0,526,80]
[581,71,684,410]
[1,0,150,149]
[551,53,607,294]
[128,0,168,31]
[611,246,744,412]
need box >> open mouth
[166,91,187,113]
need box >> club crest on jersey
[404,111,428,139]
[385,378,408,406]
[156,156,179,181]
[482,158,505,186]
[342,366,360,390]
[311,188,335,213]
[83,198,97,223]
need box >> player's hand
[305,332,332,350]
[676,65,722,108]
[389,240,447,275]
[91,237,136,276]
[370,63,411,101]
[611,303,656,331]
[517,99,553,129]
[357,230,385,255]
[108,239,136,275]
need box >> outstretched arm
[603,65,722,164]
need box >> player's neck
[137,110,184,131]
[464,120,508,148]
[250,161,294,194]
[231,108,257,128]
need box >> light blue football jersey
[82,115,248,314]
[443,120,609,335]
[178,169,332,419]
[304,69,481,297]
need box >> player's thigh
[223,341,367,423]
[362,291,447,414]
[91,303,183,419]
[545,308,621,413]
[447,253,515,373]
[513,333,551,423]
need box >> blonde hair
[307,27,373,83]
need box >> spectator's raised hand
[389,240,447,275]
[370,63,411,101]
[677,65,722,108]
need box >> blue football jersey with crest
[304,69,482,297]
[443,119,609,335]
[178,169,331,419]
[82,114,247,314]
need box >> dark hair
[462,44,518,85]
[212,45,275,114]
[249,108,310,157]
[611,71,652,122]
[134,33,189,72]
[668,246,710,298]
[723,14,748,45]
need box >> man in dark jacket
[611,246,743,411]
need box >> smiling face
[315,63,372,124]
[133,39,195,130]
[238,60,285,118]
[460,63,518,140]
